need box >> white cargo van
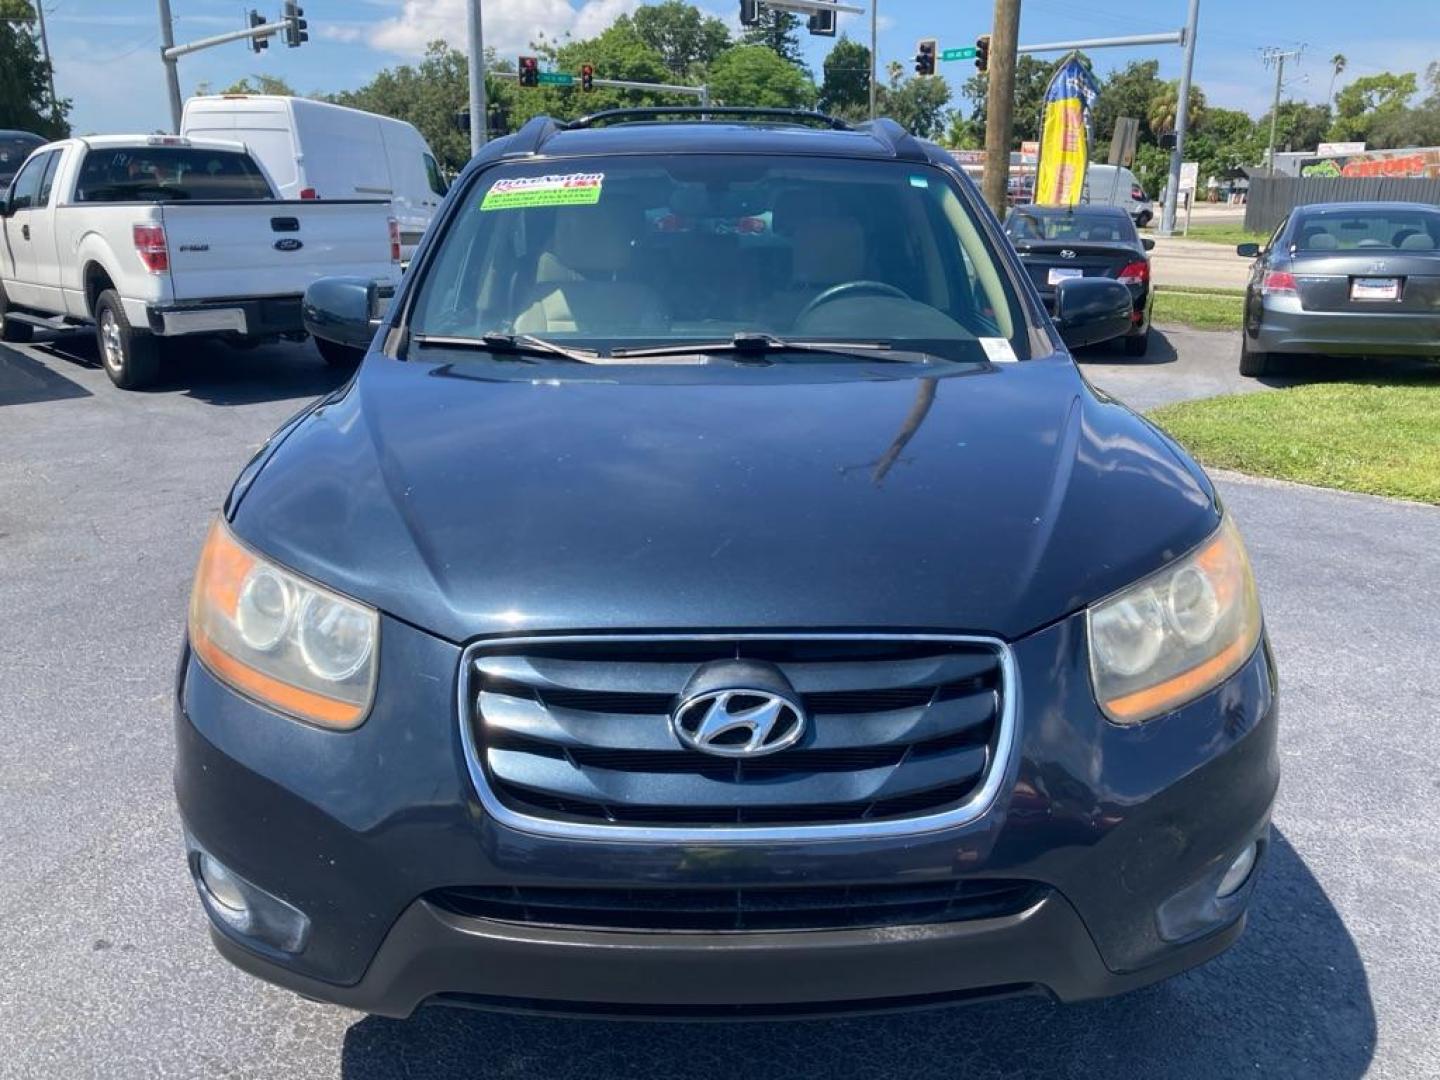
[181,95,447,260]
[1083,164,1154,227]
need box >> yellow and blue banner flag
[1035,56,1100,207]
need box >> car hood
[231,352,1217,643]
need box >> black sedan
[1006,204,1155,355]
[1236,201,1440,376]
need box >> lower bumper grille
[429,879,1043,932]
[460,634,1015,839]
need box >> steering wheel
[797,280,910,322]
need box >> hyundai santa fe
[175,108,1279,1018]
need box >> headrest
[551,208,635,275]
[792,218,867,286]
[1306,233,1338,250]
[1399,232,1436,251]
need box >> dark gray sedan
[1236,201,1440,375]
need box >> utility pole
[32,0,58,119]
[157,0,184,133]
[1262,45,1303,176]
[467,0,487,155]
[1158,0,1199,236]
[981,0,1021,219]
[868,0,877,119]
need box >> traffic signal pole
[1159,0,1200,236]
[467,0,488,155]
[157,0,184,132]
[981,0,1021,220]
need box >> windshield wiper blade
[412,332,600,363]
[610,333,922,362]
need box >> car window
[1005,209,1137,244]
[1291,209,1440,252]
[0,136,44,188]
[1264,215,1289,254]
[75,147,272,202]
[423,153,447,198]
[6,151,49,211]
[36,151,60,207]
[409,155,1025,362]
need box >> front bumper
[1254,297,1440,356]
[174,613,1279,1018]
[146,295,304,339]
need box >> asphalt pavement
[2,326,1437,1079]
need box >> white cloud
[368,0,644,58]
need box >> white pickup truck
[0,134,399,388]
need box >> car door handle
[21,224,29,241]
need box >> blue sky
[41,0,1440,134]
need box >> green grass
[1150,286,1245,331]
[1150,378,1440,505]
[1165,222,1269,247]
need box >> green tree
[1256,99,1331,153]
[1090,59,1164,157]
[1186,106,1262,184]
[741,10,805,69]
[0,6,69,138]
[1365,66,1440,148]
[708,43,817,108]
[622,1,730,78]
[215,75,297,96]
[330,42,513,171]
[1147,79,1206,136]
[1327,53,1347,105]
[509,21,675,129]
[877,67,953,139]
[959,55,1063,147]
[1329,71,1418,142]
[819,35,870,119]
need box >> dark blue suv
[175,109,1278,1018]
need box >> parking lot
[2,327,1438,1079]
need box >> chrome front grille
[458,634,1016,841]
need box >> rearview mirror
[1235,242,1260,258]
[1054,277,1133,350]
[1142,238,1155,251]
[302,277,393,350]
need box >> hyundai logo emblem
[274,238,304,252]
[672,689,806,757]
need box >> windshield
[0,136,42,187]
[408,154,1026,362]
[75,146,272,202]
[1005,208,1137,244]
[1291,209,1440,252]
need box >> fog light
[198,852,249,914]
[1216,842,1258,899]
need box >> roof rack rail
[565,107,851,131]
[502,115,564,156]
[852,118,928,163]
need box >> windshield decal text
[481,172,604,211]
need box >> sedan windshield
[408,154,1027,362]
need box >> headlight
[188,519,378,729]
[1088,514,1262,724]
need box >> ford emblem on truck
[274,238,304,252]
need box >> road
[1149,236,1252,291]
[2,328,1437,1079]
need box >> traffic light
[807,0,836,37]
[975,34,990,74]
[248,10,268,53]
[282,1,308,47]
[739,0,760,28]
[518,55,539,88]
[914,38,936,77]
[580,63,595,92]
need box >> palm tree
[1148,80,1206,135]
[1328,53,1347,104]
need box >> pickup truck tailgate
[159,201,394,302]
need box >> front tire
[94,289,160,389]
[0,282,34,344]
[315,336,365,370]
[1238,332,1275,377]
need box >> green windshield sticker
[481,172,604,210]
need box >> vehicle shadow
[1073,327,1180,368]
[338,829,1375,1080]
[0,342,93,406]
[25,332,348,406]
[1254,352,1440,389]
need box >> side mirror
[1054,277,1133,350]
[1142,238,1156,251]
[0,195,11,218]
[302,276,393,350]
[1235,242,1260,258]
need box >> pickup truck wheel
[0,283,34,344]
[315,337,365,369]
[94,290,160,390]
